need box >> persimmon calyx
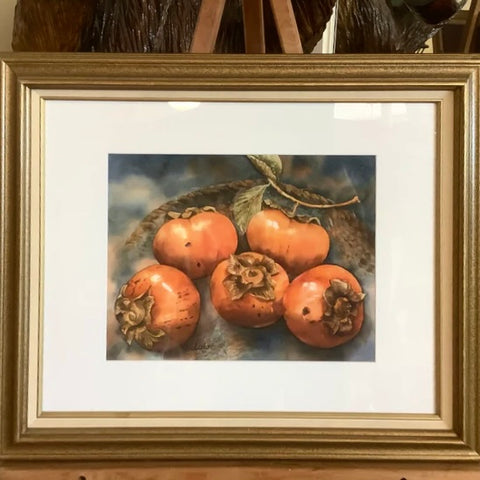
[223,254,278,301]
[322,279,365,336]
[115,285,166,350]
[167,206,216,220]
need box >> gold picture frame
[0,53,479,462]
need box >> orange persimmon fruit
[283,264,365,348]
[153,207,238,279]
[246,208,330,276]
[115,264,200,352]
[210,251,289,328]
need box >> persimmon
[283,264,365,348]
[246,208,330,276]
[210,252,289,328]
[115,264,200,352]
[153,207,238,279]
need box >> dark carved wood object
[12,0,97,51]
[12,0,335,54]
[11,0,464,53]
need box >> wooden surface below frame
[1,462,480,479]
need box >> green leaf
[247,155,283,181]
[232,184,268,233]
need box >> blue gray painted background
[107,154,375,361]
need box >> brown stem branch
[268,179,360,209]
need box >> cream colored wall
[0,0,16,51]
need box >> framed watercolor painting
[0,54,478,462]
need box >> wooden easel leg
[460,0,480,53]
[190,0,227,53]
[268,0,302,53]
[242,0,266,53]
